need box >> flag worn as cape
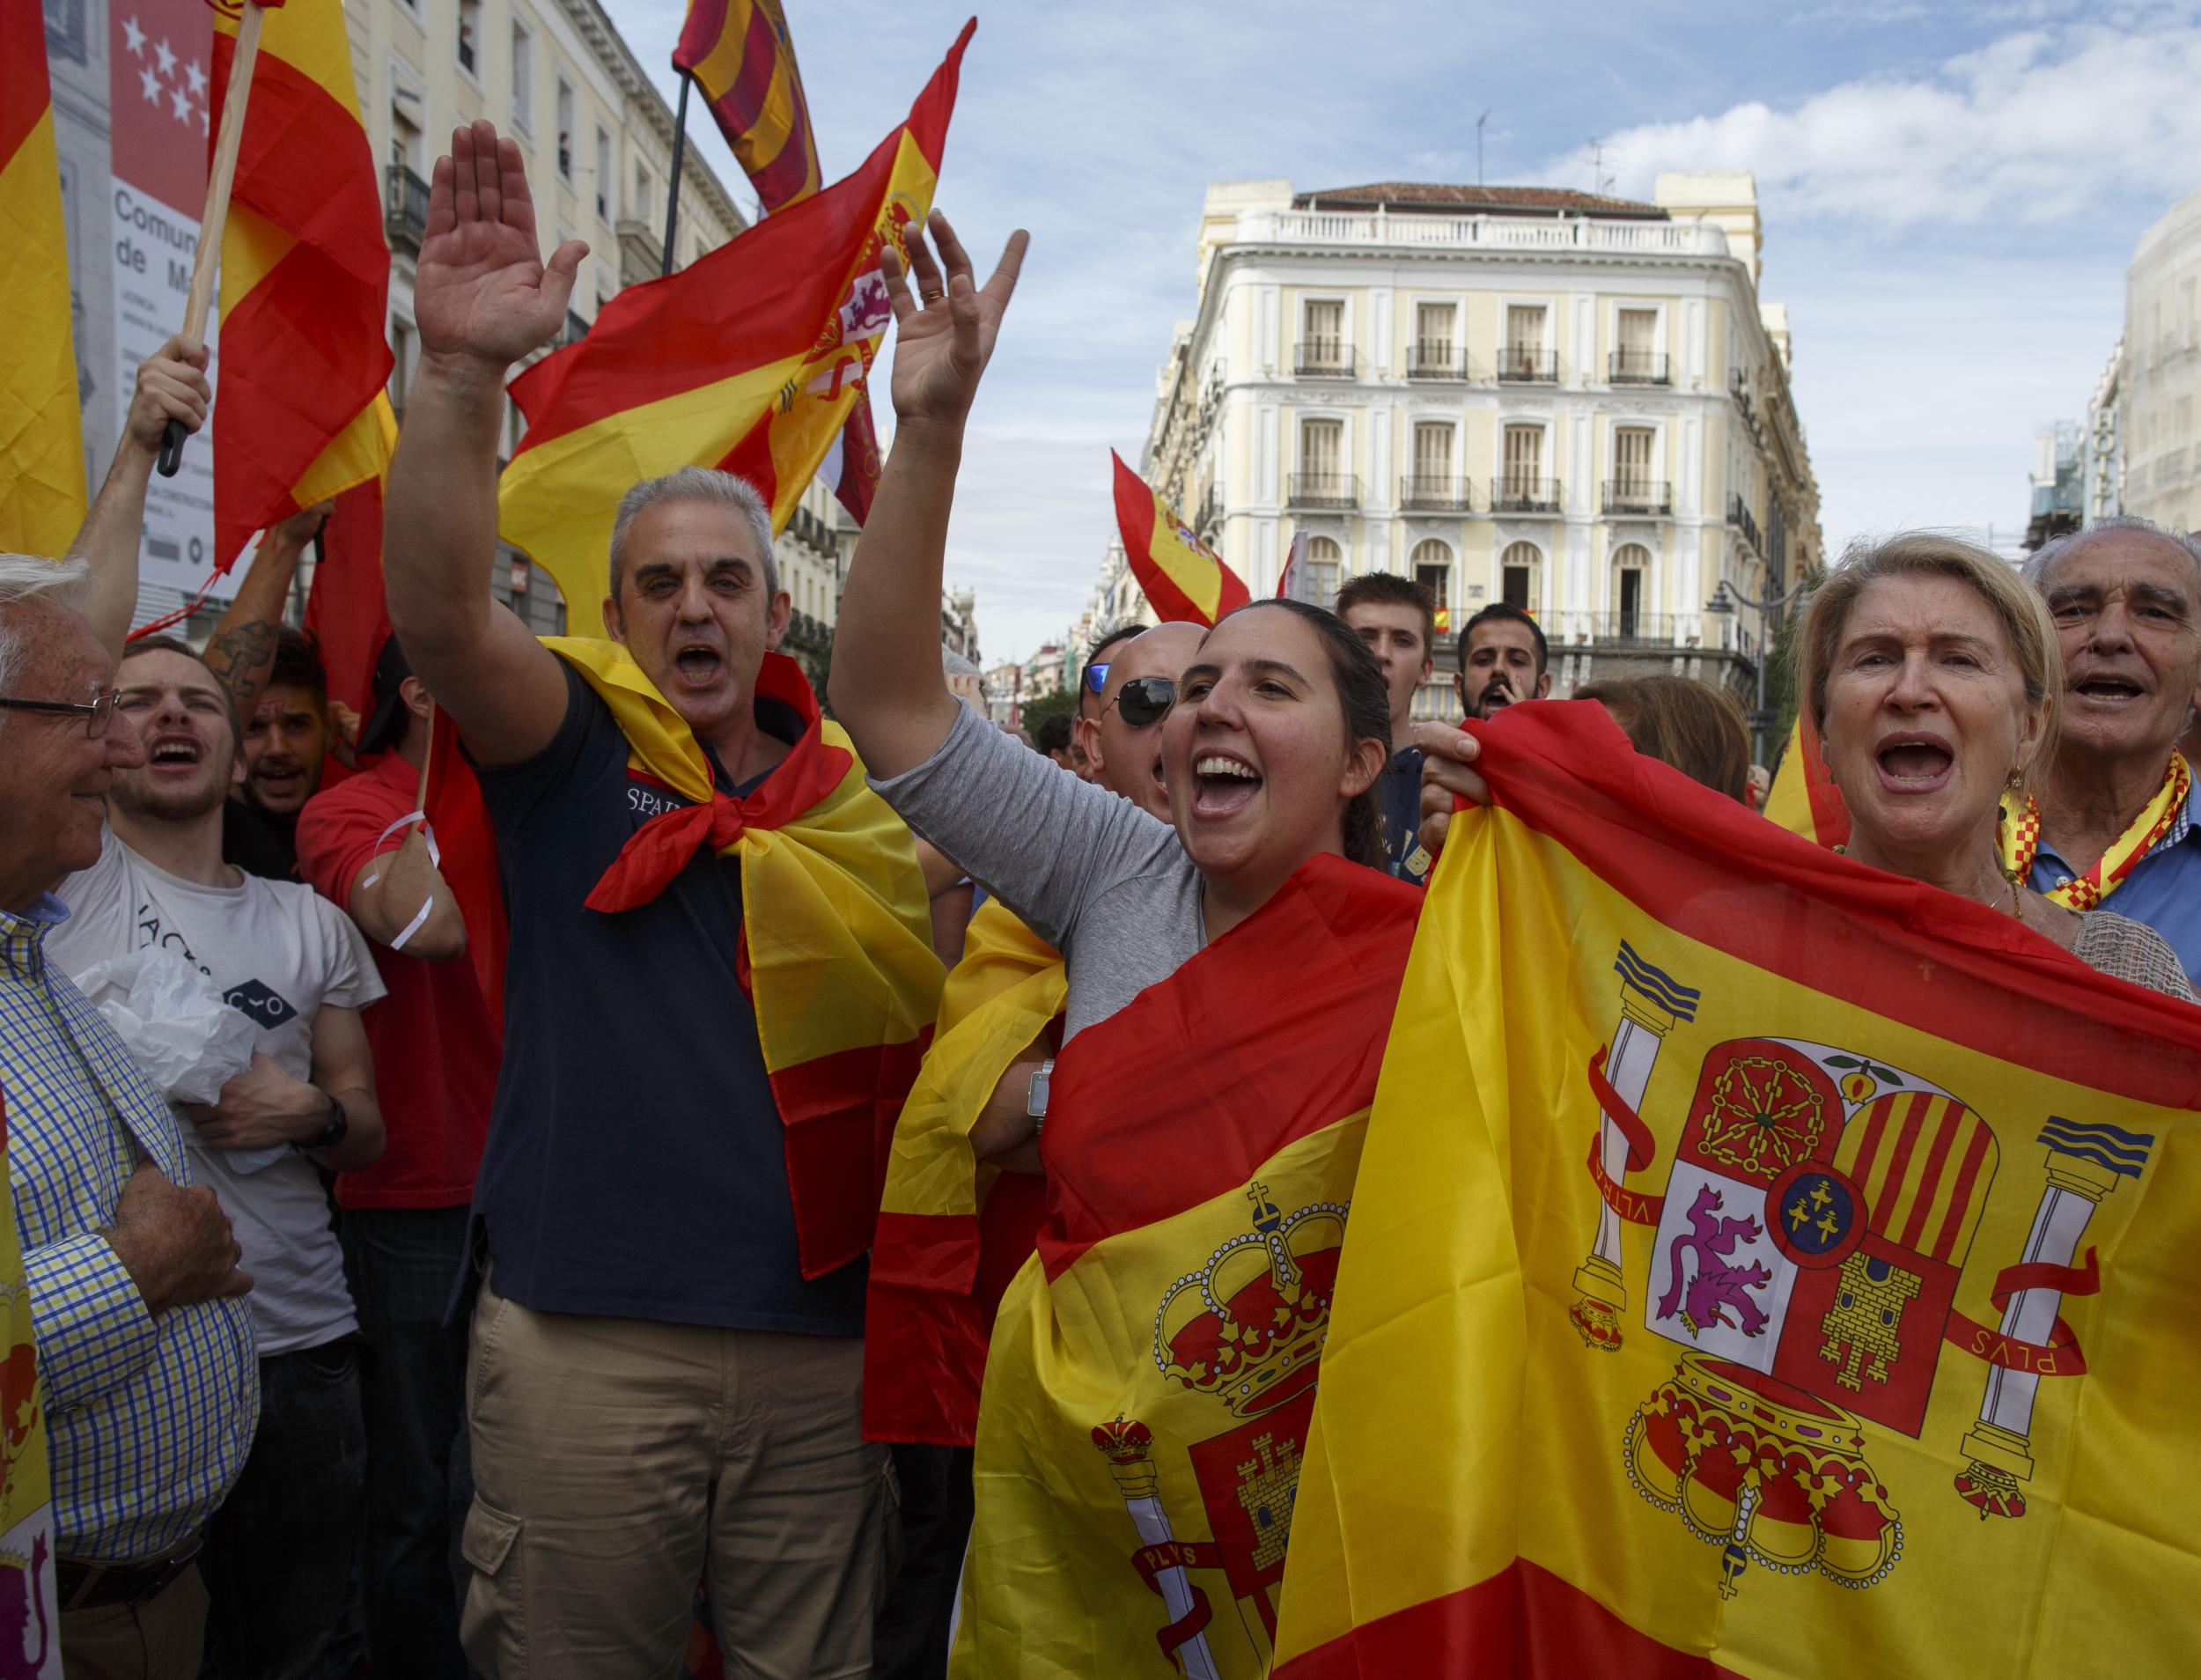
[0,0,85,561]
[865,899,1062,1445]
[1272,700,2201,1677]
[1763,708,1849,848]
[952,855,1420,1677]
[500,23,972,633]
[1112,451,1251,626]
[426,643,944,1278]
[210,0,391,572]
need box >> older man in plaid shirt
[0,545,257,1677]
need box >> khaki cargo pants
[460,1271,894,1679]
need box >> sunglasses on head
[1083,661,1112,695]
[1102,675,1177,729]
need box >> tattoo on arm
[202,622,277,714]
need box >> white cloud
[1550,18,2201,225]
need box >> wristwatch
[301,1092,349,1153]
[1026,1059,1056,1132]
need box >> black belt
[56,1536,202,1611]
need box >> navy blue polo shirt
[1375,745,1430,887]
[466,660,865,1334]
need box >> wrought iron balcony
[385,166,430,254]
[1399,475,1474,512]
[1407,343,1470,381]
[1728,492,1763,554]
[1583,612,1676,645]
[1603,479,1674,516]
[1496,347,1557,383]
[1287,472,1361,510]
[1491,475,1562,514]
[1294,342,1358,379]
[1609,350,1669,385]
[1196,485,1223,536]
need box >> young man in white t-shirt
[47,638,386,1680]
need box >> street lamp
[1704,577,1807,766]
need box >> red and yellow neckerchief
[1999,752,2191,910]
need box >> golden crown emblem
[1152,1183,1348,1418]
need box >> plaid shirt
[0,896,256,1560]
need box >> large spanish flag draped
[500,24,972,633]
[0,0,86,559]
[953,857,1419,1676]
[430,643,943,1275]
[1112,451,1251,626]
[865,899,1062,1445]
[1763,710,1849,847]
[1272,702,2201,1676]
[673,0,821,214]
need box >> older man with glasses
[0,552,257,1678]
[2018,517,2201,985]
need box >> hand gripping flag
[428,643,943,1277]
[209,0,392,572]
[951,857,1421,1677]
[865,899,1063,1445]
[1763,710,1850,848]
[500,24,973,632]
[0,0,86,559]
[1271,702,2201,1678]
[1113,452,1251,626]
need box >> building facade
[2117,189,2201,533]
[1122,173,1822,718]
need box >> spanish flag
[1113,451,1251,626]
[210,0,391,573]
[672,0,820,214]
[953,857,1419,1676]
[300,394,399,720]
[500,24,972,633]
[865,899,1063,1445]
[1272,702,2201,1676]
[1763,709,1849,847]
[1,0,86,558]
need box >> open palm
[416,120,587,367]
[883,212,1030,427]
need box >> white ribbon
[359,811,442,952]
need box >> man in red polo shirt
[297,638,495,1680]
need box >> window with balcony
[595,127,613,223]
[386,104,428,253]
[1411,539,1452,620]
[1609,542,1650,640]
[1612,307,1666,384]
[511,22,533,135]
[1605,425,1667,513]
[1403,423,1467,512]
[1298,298,1351,376]
[1292,417,1354,506]
[1306,536,1343,610]
[456,0,480,77]
[556,80,574,179]
[1501,542,1542,615]
[1497,425,1557,512]
[1411,301,1461,379]
[1501,305,1552,381]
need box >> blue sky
[607,0,2201,664]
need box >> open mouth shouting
[670,641,726,692]
[1192,752,1262,821]
[2070,669,2147,708]
[1873,731,1955,795]
[145,733,205,774]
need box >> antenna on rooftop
[1476,109,1491,187]
[1588,136,1616,196]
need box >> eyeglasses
[0,688,121,739]
[1101,675,1177,729]
[1082,661,1112,695]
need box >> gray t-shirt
[872,704,1205,1038]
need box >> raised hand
[416,120,588,370]
[880,211,1029,430]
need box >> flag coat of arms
[1111,452,1251,626]
[952,858,1420,1677]
[1272,702,2201,1677]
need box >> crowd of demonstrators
[1031,711,1078,774]
[1337,571,1439,884]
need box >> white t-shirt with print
[49,830,385,1355]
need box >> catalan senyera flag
[1113,451,1252,627]
[210,0,392,574]
[1272,702,2201,1677]
[673,0,821,214]
[952,857,1420,1676]
[865,899,1062,1445]
[430,642,942,1276]
[1,0,86,559]
[501,25,973,634]
[1763,708,1850,847]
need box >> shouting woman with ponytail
[833,215,1424,1674]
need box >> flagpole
[158,0,266,477]
[659,69,690,277]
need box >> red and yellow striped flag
[1,0,86,557]
[672,0,821,213]
[1113,450,1250,626]
[210,0,391,572]
[1763,709,1850,847]
[951,857,1420,1676]
[499,24,972,637]
[1273,702,2201,1676]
